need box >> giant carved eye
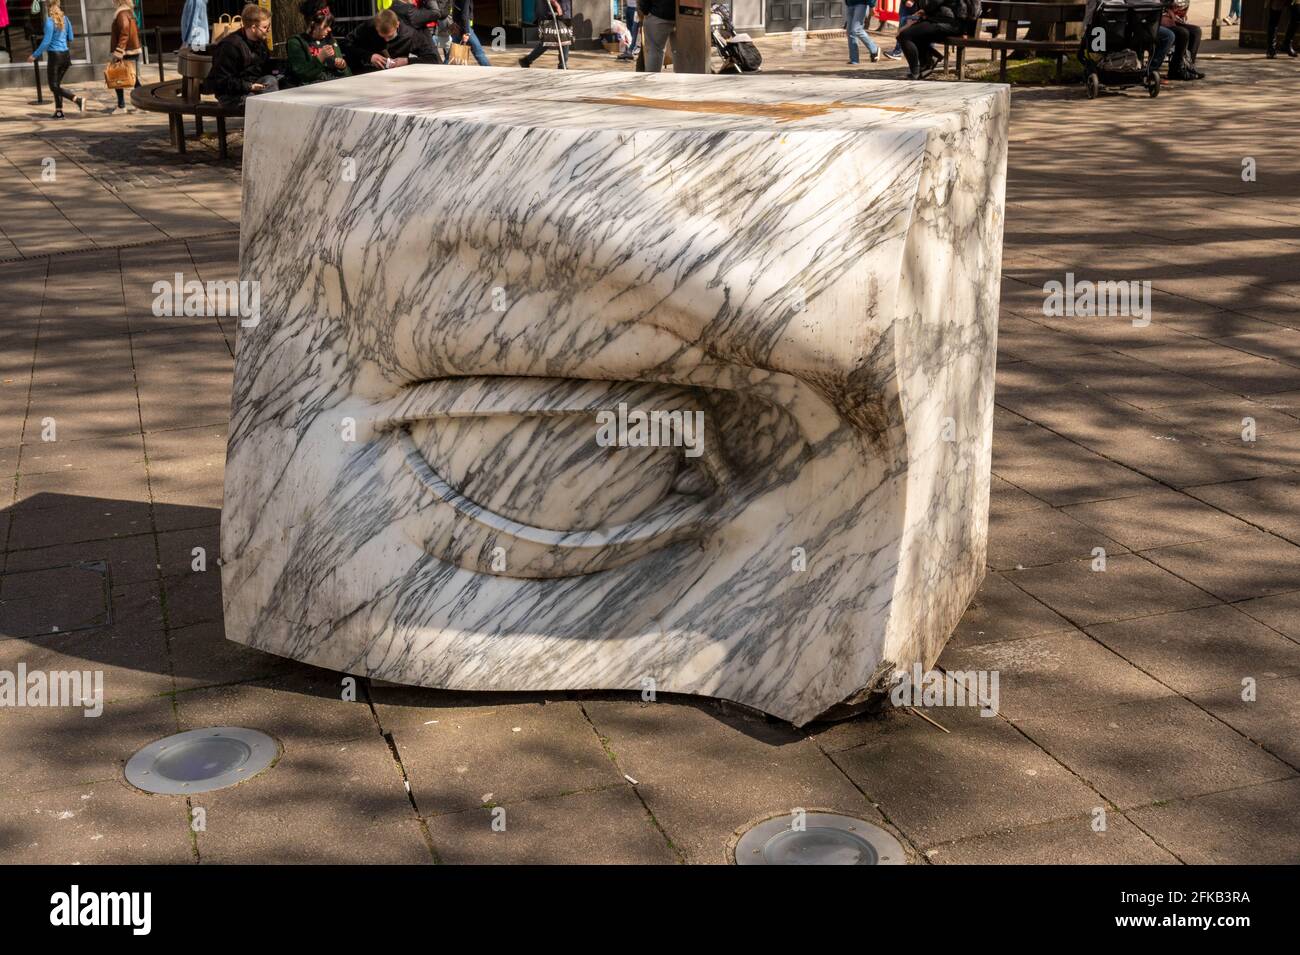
[375,376,805,578]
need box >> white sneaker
[111,106,127,114]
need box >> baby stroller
[711,3,762,72]
[1078,0,1165,98]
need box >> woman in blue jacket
[30,0,84,117]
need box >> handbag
[447,41,473,65]
[211,14,242,44]
[105,58,137,89]
[537,17,573,50]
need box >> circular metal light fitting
[125,727,279,795]
[734,812,906,865]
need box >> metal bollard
[156,26,165,81]
[1212,0,1222,40]
[33,58,44,104]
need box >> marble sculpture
[222,66,1008,726]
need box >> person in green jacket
[286,3,352,85]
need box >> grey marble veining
[222,66,1008,725]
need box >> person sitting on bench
[203,4,278,108]
[897,0,962,80]
[347,8,438,74]
[1161,0,1204,79]
[286,1,352,85]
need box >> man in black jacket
[202,4,278,108]
[347,8,438,74]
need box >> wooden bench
[943,2,1087,82]
[130,79,243,160]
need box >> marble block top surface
[250,63,1005,132]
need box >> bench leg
[956,46,965,81]
[176,115,186,155]
[217,115,228,161]
[943,43,950,75]
[1056,53,1064,80]
[1000,48,1008,83]
[195,114,204,139]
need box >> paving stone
[1016,696,1295,809]
[1007,553,1218,627]
[160,567,223,630]
[423,786,677,865]
[0,560,111,637]
[828,704,1100,847]
[1140,529,1300,602]
[928,813,1178,865]
[1148,396,1300,443]
[0,696,177,796]
[169,620,293,692]
[988,474,1052,516]
[1186,475,1300,544]
[379,699,625,816]
[939,629,1172,720]
[0,620,171,704]
[174,666,377,750]
[1189,675,1300,769]
[1126,778,1300,864]
[1235,590,1300,643]
[987,507,1127,571]
[949,571,1073,648]
[992,420,1160,506]
[3,532,159,588]
[0,780,193,864]
[1087,605,1300,696]
[193,735,431,864]
[1061,488,1252,551]
[7,495,154,550]
[1022,353,1233,410]
[584,699,890,864]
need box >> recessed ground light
[125,727,279,795]
[734,812,905,865]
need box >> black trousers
[898,20,958,74]
[46,50,74,110]
[520,41,568,67]
[1267,3,1299,49]
[1166,23,1201,74]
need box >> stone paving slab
[928,813,1180,865]
[1126,778,1300,865]
[1015,696,1296,810]
[2,28,1299,864]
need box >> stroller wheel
[1086,73,1100,99]
[1147,74,1160,97]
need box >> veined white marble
[223,66,1008,726]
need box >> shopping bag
[211,14,242,44]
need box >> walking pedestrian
[110,0,142,114]
[884,0,917,59]
[846,0,881,64]
[448,0,491,66]
[518,0,572,68]
[29,0,83,118]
